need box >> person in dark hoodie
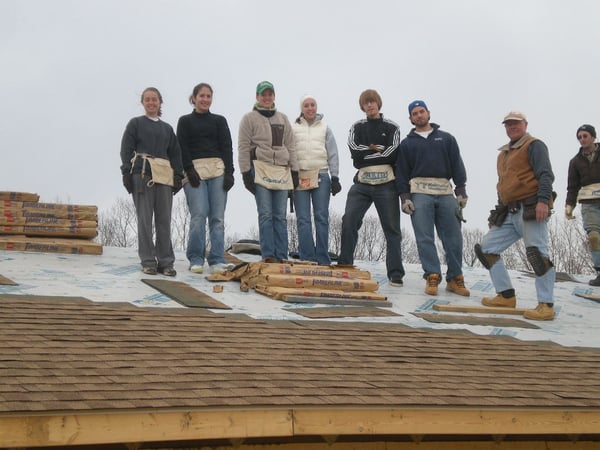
[566,124,600,285]
[338,89,405,286]
[396,100,469,297]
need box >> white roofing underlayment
[1,246,599,349]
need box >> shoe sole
[523,314,555,321]
[482,301,515,308]
[446,287,470,297]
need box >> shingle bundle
[0,191,103,255]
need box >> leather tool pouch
[488,204,509,227]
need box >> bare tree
[97,197,137,247]
[170,196,190,251]
[400,228,420,264]
[328,211,343,256]
[462,227,486,267]
[549,216,593,274]
[97,195,596,277]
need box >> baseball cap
[502,111,527,123]
[408,100,428,114]
[256,81,275,95]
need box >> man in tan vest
[475,111,556,321]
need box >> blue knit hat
[408,100,428,114]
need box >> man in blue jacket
[396,100,469,296]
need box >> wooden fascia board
[1,408,599,448]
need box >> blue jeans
[411,193,463,281]
[339,181,404,280]
[184,175,227,267]
[294,172,331,265]
[255,184,289,260]
[480,209,555,302]
[581,203,600,267]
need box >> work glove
[331,176,342,196]
[186,168,201,188]
[223,173,235,192]
[401,199,415,215]
[172,172,183,195]
[457,195,468,209]
[122,173,133,194]
[400,193,414,215]
[291,170,299,190]
[242,171,255,195]
[565,204,575,220]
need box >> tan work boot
[481,294,516,308]
[425,273,441,295]
[523,303,555,321]
[446,274,470,296]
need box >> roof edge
[2,407,599,447]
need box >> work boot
[425,273,441,295]
[482,294,516,308]
[589,272,600,286]
[523,303,555,321]
[446,274,470,296]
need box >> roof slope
[2,296,599,414]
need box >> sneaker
[481,294,516,308]
[425,273,441,295]
[589,274,600,286]
[158,267,177,277]
[446,274,470,296]
[523,303,555,321]
[142,267,157,275]
[209,263,235,274]
[190,264,204,274]
[389,278,403,287]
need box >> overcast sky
[2,0,599,236]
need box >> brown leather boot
[425,273,441,295]
[481,294,516,308]
[446,274,470,296]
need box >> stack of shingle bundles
[0,191,103,255]
[210,261,387,302]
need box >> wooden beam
[0,410,292,448]
[292,408,600,435]
[1,408,600,448]
[433,304,528,315]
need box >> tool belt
[357,164,395,185]
[490,193,556,225]
[192,157,225,180]
[131,152,174,187]
[253,160,293,190]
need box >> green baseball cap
[256,81,275,94]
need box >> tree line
[97,197,593,274]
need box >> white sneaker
[209,263,235,274]
[190,264,204,274]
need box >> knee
[589,231,600,251]
[526,246,554,276]
[474,243,500,270]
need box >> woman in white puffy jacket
[292,95,341,265]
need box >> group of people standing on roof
[119,81,600,323]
